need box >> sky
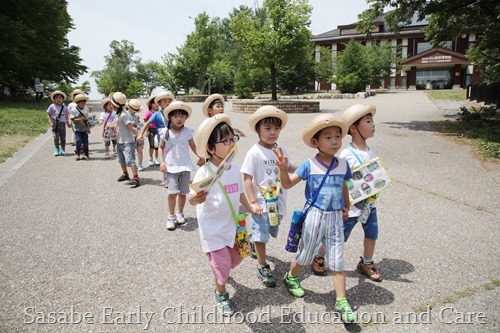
[67,0,369,99]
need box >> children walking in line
[111,92,140,188]
[47,90,71,156]
[126,99,144,171]
[98,97,117,158]
[274,113,356,323]
[143,95,159,167]
[138,91,174,163]
[189,114,257,316]
[159,101,204,230]
[69,93,91,160]
[202,94,225,117]
[241,105,295,288]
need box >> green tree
[334,40,370,93]
[230,0,313,100]
[135,60,166,97]
[91,40,141,97]
[365,41,397,87]
[0,0,87,90]
[315,46,335,92]
[358,0,500,81]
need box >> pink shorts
[206,245,243,285]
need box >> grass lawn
[0,100,50,163]
[425,89,467,101]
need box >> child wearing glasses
[241,105,295,288]
[158,101,205,231]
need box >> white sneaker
[176,213,186,225]
[148,158,154,166]
[104,152,110,159]
[154,158,160,165]
[166,215,177,230]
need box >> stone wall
[232,100,320,114]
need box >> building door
[416,69,453,90]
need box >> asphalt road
[0,91,498,332]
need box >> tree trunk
[271,64,278,101]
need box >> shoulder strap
[304,157,337,213]
[57,105,65,118]
[207,164,239,226]
[348,147,364,164]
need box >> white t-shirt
[339,143,377,217]
[69,106,89,132]
[116,113,135,144]
[68,102,77,113]
[160,126,195,173]
[100,111,116,125]
[240,143,292,216]
[191,161,243,253]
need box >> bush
[335,73,366,93]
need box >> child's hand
[272,146,288,171]
[67,122,72,128]
[251,202,264,215]
[342,206,349,220]
[160,162,166,173]
[189,191,208,205]
[197,157,205,166]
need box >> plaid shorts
[165,171,191,195]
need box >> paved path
[0,91,498,332]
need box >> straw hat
[341,104,377,128]
[202,94,225,117]
[73,93,89,103]
[146,95,156,106]
[302,113,348,148]
[164,101,192,118]
[50,90,66,101]
[108,92,127,108]
[248,105,288,133]
[154,91,175,104]
[195,114,232,159]
[70,89,84,99]
[100,97,110,109]
[127,99,142,112]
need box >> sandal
[311,255,328,276]
[356,257,382,282]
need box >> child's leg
[52,127,59,151]
[74,131,83,156]
[137,144,143,165]
[82,132,89,157]
[104,140,110,153]
[331,271,347,298]
[60,126,66,151]
[177,194,186,213]
[167,194,177,215]
[363,238,376,259]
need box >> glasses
[215,134,240,146]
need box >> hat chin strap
[354,124,367,141]
[213,152,225,160]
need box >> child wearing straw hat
[241,105,295,288]
[143,95,160,166]
[202,94,225,117]
[274,113,357,323]
[46,90,71,156]
[158,101,205,230]
[111,92,140,188]
[98,97,117,158]
[68,89,84,146]
[69,93,91,160]
[126,99,145,171]
[138,91,174,165]
[189,114,257,316]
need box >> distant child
[159,101,205,230]
[241,105,295,288]
[47,90,71,156]
[111,92,140,188]
[69,93,91,160]
[189,114,257,316]
[68,89,84,146]
[98,97,117,158]
[143,95,159,166]
[126,99,144,171]
[274,113,356,323]
[202,94,225,117]
[138,91,174,163]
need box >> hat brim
[100,98,110,109]
[202,94,225,117]
[195,114,232,159]
[248,105,288,133]
[108,92,127,107]
[146,95,156,106]
[154,92,174,104]
[303,114,348,148]
[164,101,192,118]
[342,104,377,128]
[73,94,89,103]
[50,91,67,101]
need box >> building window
[417,42,432,54]
[416,69,452,90]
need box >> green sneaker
[59,148,66,156]
[54,148,59,156]
[336,300,357,323]
[257,265,276,287]
[215,291,234,316]
[283,272,305,297]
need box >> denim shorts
[117,142,136,167]
[343,207,378,241]
[104,139,117,147]
[250,213,282,243]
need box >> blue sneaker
[214,291,234,316]
[54,148,59,156]
[59,149,66,156]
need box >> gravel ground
[0,91,498,332]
